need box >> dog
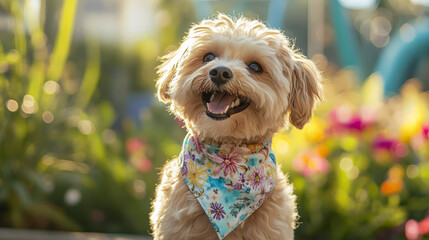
[150,14,322,240]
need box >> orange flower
[381,165,404,195]
[317,145,330,158]
[293,152,330,177]
[381,178,403,195]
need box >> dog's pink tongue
[207,92,236,114]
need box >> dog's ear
[156,43,189,103]
[279,44,323,129]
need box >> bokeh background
[1,0,429,239]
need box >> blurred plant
[0,0,152,234]
[406,212,429,240]
[273,71,429,239]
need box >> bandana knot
[179,133,277,239]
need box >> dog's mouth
[202,91,251,120]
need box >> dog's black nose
[209,66,233,86]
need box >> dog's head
[156,14,322,143]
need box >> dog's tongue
[207,92,236,114]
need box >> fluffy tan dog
[150,14,322,240]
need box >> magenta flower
[210,202,226,220]
[250,168,265,190]
[423,124,429,141]
[210,148,244,176]
[327,106,375,135]
[372,134,408,160]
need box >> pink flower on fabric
[210,202,226,220]
[191,136,204,154]
[181,153,196,175]
[250,168,265,190]
[210,148,245,176]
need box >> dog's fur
[150,14,322,240]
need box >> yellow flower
[187,160,208,188]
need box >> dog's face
[156,15,322,143]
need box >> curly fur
[150,14,322,240]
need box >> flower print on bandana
[233,173,249,190]
[210,202,226,220]
[187,160,208,189]
[179,133,277,240]
[250,168,265,190]
[210,148,245,177]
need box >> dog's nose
[209,66,233,86]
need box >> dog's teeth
[230,102,235,108]
[235,99,240,106]
[210,94,215,102]
[224,105,230,113]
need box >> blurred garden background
[1,0,429,239]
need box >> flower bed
[273,71,429,239]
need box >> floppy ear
[156,42,189,103]
[288,53,323,129]
[279,45,323,129]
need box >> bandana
[179,133,277,239]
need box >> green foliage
[0,0,152,234]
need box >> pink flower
[406,219,421,240]
[372,134,408,160]
[191,137,203,154]
[327,106,375,135]
[138,157,152,172]
[293,152,329,177]
[419,216,429,235]
[126,138,144,153]
[405,214,429,240]
[422,124,429,141]
[411,124,429,150]
[210,148,244,176]
[250,168,265,190]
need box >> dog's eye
[203,53,216,63]
[248,62,263,73]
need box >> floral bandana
[179,133,277,239]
